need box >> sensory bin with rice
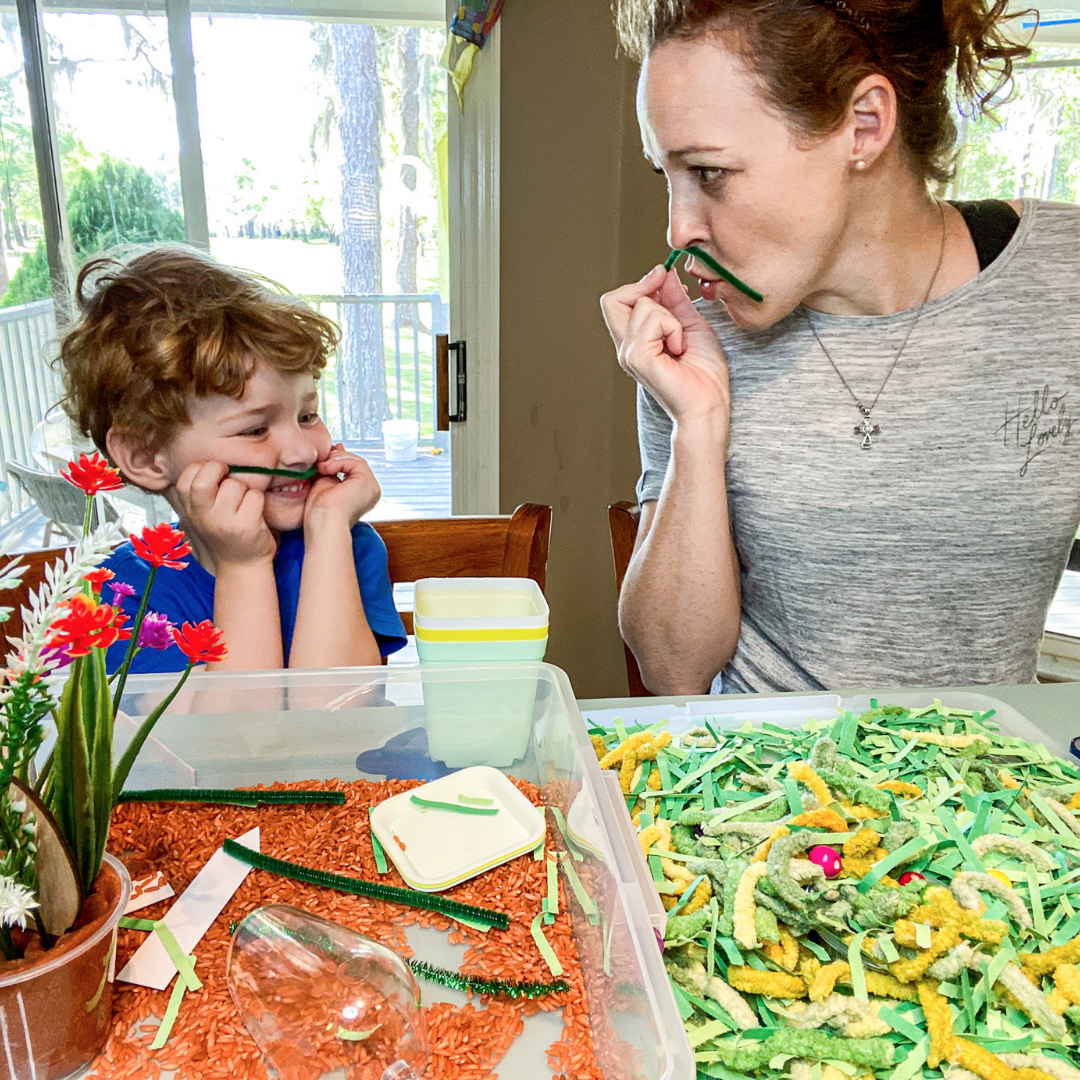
[592,701,1080,1080]
[97,776,624,1080]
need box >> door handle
[436,336,467,425]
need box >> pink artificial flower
[108,581,137,603]
[137,612,175,652]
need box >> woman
[601,0,1080,696]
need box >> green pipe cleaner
[222,839,510,930]
[227,465,319,479]
[408,960,570,999]
[118,788,346,807]
[664,246,764,303]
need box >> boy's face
[157,361,333,533]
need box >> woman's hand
[601,265,731,428]
[174,462,277,570]
[304,444,380,532]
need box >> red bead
[808,845,843,879]
[898,871,925,887]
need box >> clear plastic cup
[0,852,132,1080]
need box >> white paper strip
[123,871,176,916]
[117,827,259,990]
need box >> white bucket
[382,418,420,462]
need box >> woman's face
[639,36,856,330]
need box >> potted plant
[0,453,227,1079]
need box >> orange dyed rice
[96,777,620,1080]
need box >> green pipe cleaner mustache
[227,465,319,480]
[665,246,764,304]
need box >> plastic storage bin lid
[370,766,546,891]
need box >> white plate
[370,766,546,892]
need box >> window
[191,16,449,455]
[0,0,453,542]
[41,4,185,272]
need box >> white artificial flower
[0,523,121,711]
[0,876,38,930]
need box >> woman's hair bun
[944,0,1036,115]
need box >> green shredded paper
[593,700,1080,1080]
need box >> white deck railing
[0,300,62,523]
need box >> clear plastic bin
[115,662,694,1080]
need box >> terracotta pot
[0,853,132,1080]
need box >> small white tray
[369,766,546,892]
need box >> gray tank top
[634,199,1080,693]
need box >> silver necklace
[801,201,947,449]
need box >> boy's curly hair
[60,245,340,455]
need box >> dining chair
[608,501,651,697]
[372,503,552,633]
[0,503,554,652]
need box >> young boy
[59,246,407,674]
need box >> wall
[498,0,668,698]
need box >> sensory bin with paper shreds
[592,701,1080,1080]
[94,776,625,1080]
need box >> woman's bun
[944,0,1035,115]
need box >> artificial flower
[138,612,175,651]
[131,523,191,570]
[47,594,131,657]
[83,568,115,593]
[60,452,124,495]
[108,581,136,603]
[171,620,227,665]
[0,876,39,930]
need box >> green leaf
[87,648,113,887]
[48,656,97,894]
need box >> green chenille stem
[665,246,764,303]
[409,794,499,816]
[111,563,158,718]
[227,465,319,479]
[407,960,570,999]
[117,788,346,807]
[221,839,510,930]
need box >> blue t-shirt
[102,522,407,674]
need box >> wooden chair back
[0,504,554,648]
[608,501,651,697]
[0,546,73,648]
[373,503,552,633]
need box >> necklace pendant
[855,410,881,450]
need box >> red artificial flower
[61,452,124,495]
[47,594,132,657]
[171,620,227,665]
[131,523,191,570]
[83,568,115,593]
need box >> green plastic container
[414,578,549,765]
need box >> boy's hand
[304,444,380,531]
[174,461,277,568]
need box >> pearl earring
[854,160,869,171]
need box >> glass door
[190,10,451,520]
